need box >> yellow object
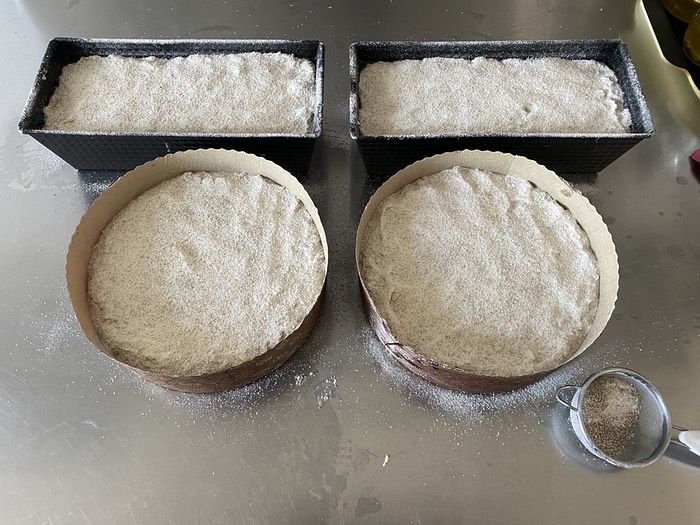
[662,0,700,23]
[684,10,700,66]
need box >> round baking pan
[66,148,328,393]
[355,149,619,394]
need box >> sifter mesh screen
[576,370,671,468]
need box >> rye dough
[43,52,315,134]
[359,166,600,377]
[358,57,632,135]
[88,171,326,376]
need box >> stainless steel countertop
[2,1,699,523]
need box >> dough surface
[88,171,326,376]
[358,57,632,136]
[359,167,600,377]
[44,53,315,134]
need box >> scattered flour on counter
[8,178,40,192]
[6,139,68,192]
[8,174,112,196]
[314,376,341,408]
[358,57,632,135]
[165,369,284,419]
[44,52,316,134]
[37,297,84,356]
[360,324,629,425]
[81,179,114,203]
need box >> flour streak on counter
[5,140,66,192]
[360,325,630,426]
[314,376,341,408]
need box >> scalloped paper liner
[66,148,328,393]
[355,149,619,393]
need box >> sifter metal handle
[556,385,580,411]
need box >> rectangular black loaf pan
[349,40,654,176]
[19,38,324,174]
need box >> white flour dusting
[358,57,632,136]
[359,167,599,377]
[38,297,84,356]
[44,52,315,134]
[165,368,285,419]
[314,376,341,408]
[6,139,67,192]
[360,324,624,424]
[89,171,326,376]
[81,180,113,203]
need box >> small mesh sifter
[556,367,674,469]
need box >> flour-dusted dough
[358,57,632,136]
[88,171,326,376]
[359,166,600,377]
[44,53,315,134]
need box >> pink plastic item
[690,149,700,180]
[691,148,700,166]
